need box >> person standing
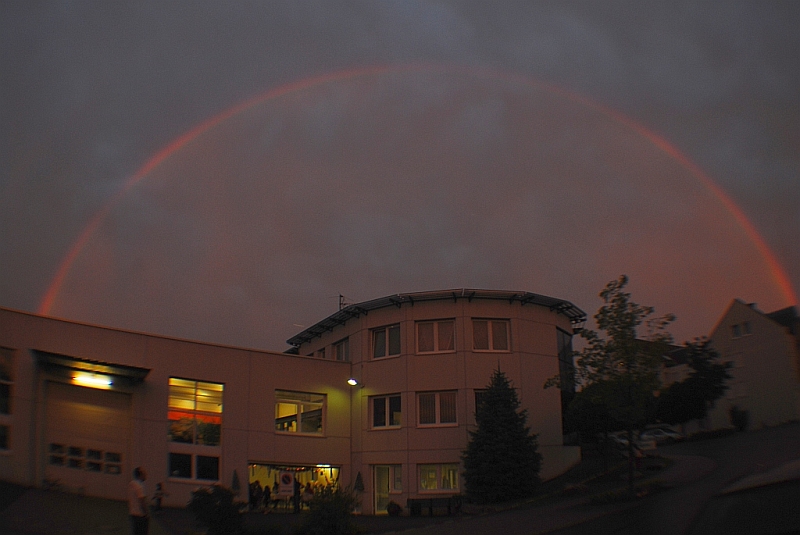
[128,467,149,535]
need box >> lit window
[168,378,223,446]
[416,320,455,353]
[275,390,325,435]
[333,338,349,361]
[372,325,401,358]
[418,463,459,492]
[417,391,457,426]
[372,395,402,428]
[472,319,509,351]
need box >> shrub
[298,486,360,535]
[386,500,402,516]
[187,484,243,535]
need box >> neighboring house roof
[767,306,799,335]
[286,288,587,347]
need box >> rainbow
[38,63,798,314]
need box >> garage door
[44,381,131,500]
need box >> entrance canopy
[34,350,150,387]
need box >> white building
[0,289,585,514]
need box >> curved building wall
[294,295,580,514]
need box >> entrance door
[374,466,391,515]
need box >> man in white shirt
[128,467,149,535]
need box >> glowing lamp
[347,378,359,386]
[73,373,113,389]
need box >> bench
[407,496,461,516]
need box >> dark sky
[2,2,798,350]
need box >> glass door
[374,466,390,514]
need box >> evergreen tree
[462,368,541,504]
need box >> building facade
[707,299,800,430]
[0,289,584,515]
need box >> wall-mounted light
[347,378,359,386]
[73,373,113,390]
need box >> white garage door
[44,381,131,500]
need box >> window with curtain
[472,319,510,351]
[417,391,457,426]
[416,320,455,353]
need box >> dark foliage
[462,369,541,503]
[657,338,732,426]
[187,484,243,535]
[298,485,359,535]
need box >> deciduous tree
[547,275,674,493]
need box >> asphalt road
[549,423,800,535]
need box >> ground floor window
[247,463,340,511]
[418,463,459,492]
[168,451,220,481]
[47,442,122,475]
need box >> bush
[386,500,402,516]
[298,486,360,535]
[187,484,243,535]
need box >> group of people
[249,479,318,513]
[248,479,276,511]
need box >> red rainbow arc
[38,63,798,315]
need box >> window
[472,319,509,351]
[0,348,13,450]
[168,378,223,446]
[418,464,459,492]
[474,389,486,418]
[417,391,457,426]
[275,390,325,435]
[731,322,752,338]
[372,395,401,428]
[372,324,401,358]
[416,320,455,353]
[333,338,349,361]
[316,348,326,359]
[168,377,222,481]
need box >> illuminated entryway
[248,463,340,510]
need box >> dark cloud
[2,2,797,350]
